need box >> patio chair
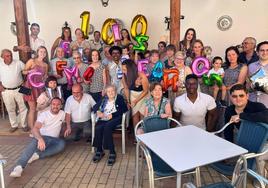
[210,120,268,179]
[183,151,268,188]
[135,116,201,188]
[91,111,130,154]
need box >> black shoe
[92,151,105,163]
[220,100,228,108]
[107,153,116,166]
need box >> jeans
[16,136,65,168]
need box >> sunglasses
[73,57,81,59]
[231,94,245,98]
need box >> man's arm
[206,108,217,132]
[32,121,46,151]
[173,111,181,122]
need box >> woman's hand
[131,100,137,108]
[160,114,169,119]
[106,114,112,120]
[97,111,104,118]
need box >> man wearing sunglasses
[224,84,268,143]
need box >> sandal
[107,153,116,166]
[92,151,105,163]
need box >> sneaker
[9,127,18,133]
[27,152,39,164]
[10,165,23,177]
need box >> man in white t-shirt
[173,74,217,131]
[65,84,96,141]
[10,97,70,177]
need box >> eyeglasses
[73,56,81,59]
[231,94,245,98]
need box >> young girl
[36,76,63,113]
[207,56,227,107]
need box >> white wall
[0,0,267,60]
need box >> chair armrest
[168,117,182,127]
[211,122,232,134]
[91,112,96,123]
[134,120,144,140]
[243,149,268,160]
[247,169,268,186]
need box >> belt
[3,85,21,90]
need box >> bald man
[238,37,259,65]
[65,84,96,141]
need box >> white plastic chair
[91,111,130,154]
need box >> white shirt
[207,68,224,77]
[30,36,45,52]
[0,59,24,88]
[107,61,123,93]
[37,110,65,138]
[173,92,216,130]
[64,93,96,122]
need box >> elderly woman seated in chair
[92,85,128,166]
[137,82,172,135]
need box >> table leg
[177,172,181,188]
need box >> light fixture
[164,16,184,30]
[101,0,109,7]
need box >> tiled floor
[0,119,256,188]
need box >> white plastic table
[136,125,248,188]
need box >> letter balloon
[27,70,45,88]
[80,11,90,39]
[163,69,179,92]
[191,57,210,77]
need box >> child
[208,56,227,107]
[36,76,63,113]
[121,46,130,62]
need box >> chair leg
[122,125,125,154]
[135,143,140,188]
[0,162,5,188]
[91,122,95,153]
[195,167,201,187]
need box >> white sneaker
[27,152,39,164]
[10,165,23,177]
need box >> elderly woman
[70,28,90,55]
[92,85,128,166]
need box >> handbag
[18,85,31,95]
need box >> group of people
[0,23,267,177]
